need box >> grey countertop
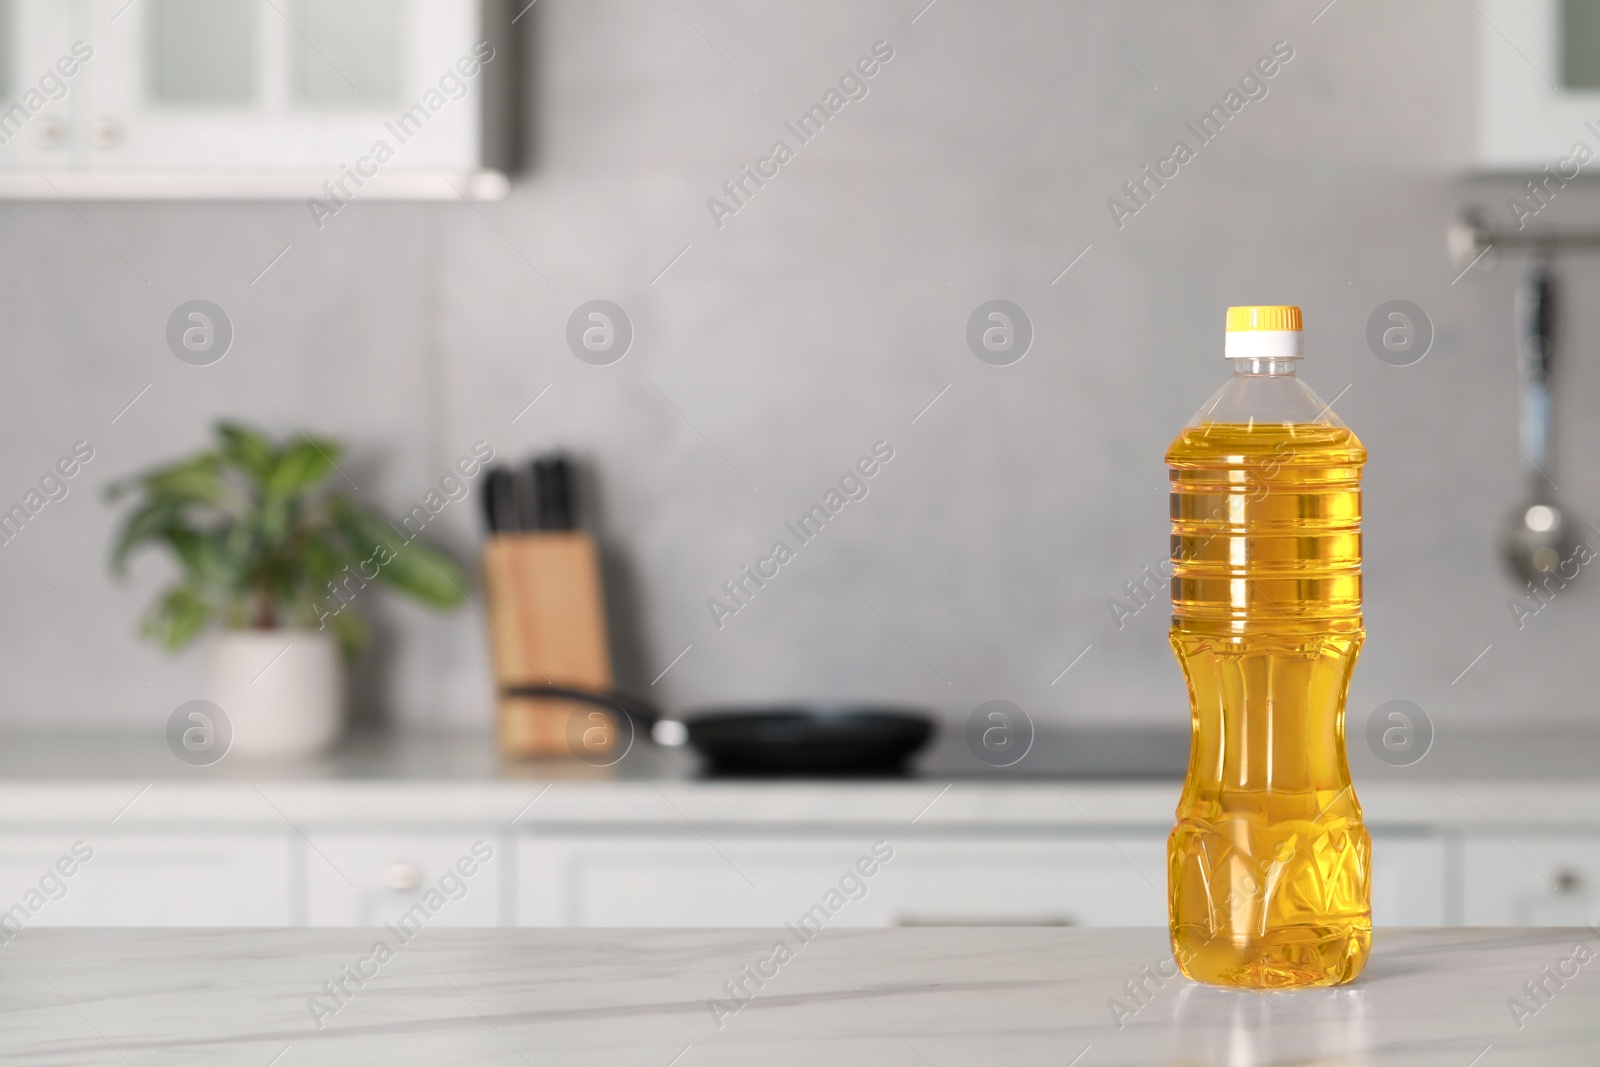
[5,926,1597,1064]
[0,729,1595,829]
[1,724,1595,782]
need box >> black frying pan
[504,684,935,775]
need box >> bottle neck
[1231,357,1300,377]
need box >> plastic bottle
[1166,305,1370,989]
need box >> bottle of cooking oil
[1166,305,1370,989]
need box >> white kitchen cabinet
[304,831,505,927]
[1462,833,1600,926]
[880,835,1168,927]
[1476,0,1600,168]
[517,833,1169,928]
[0,0,516,196]
[0,831,293,927]
[1370,833,1449,927]
[0,1,81,171]
[519,830,1450,930]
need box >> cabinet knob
[91,118,124,149]
[1553,868,1584,894]
[34,119,65,148]
[383,862,422,891]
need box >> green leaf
[142,454,234,508]
[330,500,466,609]
[219,522,257,578]
[165,525,205,572]
[377,538,468,608]
[255,494,293,546]
[266,439,339,499]
[111,499,185,572]
[216,422,278,483]
[301,529,352,588]
[103,476,137,502]
[140,585,215,652]
[324,606,369,661]
[187,529,248,590]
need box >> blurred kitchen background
[6,0,1595,738]
[0,0,1593,940]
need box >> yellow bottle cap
[1223,305,1303,358]
[1225,305,1302,332]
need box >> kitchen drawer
[0,832,292,927]
[1462,833,1600,926]
[517,833,1168,927]
[1371,833,1448,926]
[305,831,504,927]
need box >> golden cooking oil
[1166,307,1370,989]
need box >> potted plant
[110,422,467,757]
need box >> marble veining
[2,927,1598,1065]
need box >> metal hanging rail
[1450,206,1600,265]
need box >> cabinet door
[1476,0,1600,167]
[305,831,504,927]
[82,0,482,171]
[0,832,293,927]
[518,833,1168,928]
[1463,833,1600,926]
[0,0,83,171]
[1370,833,1447,926]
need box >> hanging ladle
[1501,260,1584,585]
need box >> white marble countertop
[5,927,1597,1064]
[0,731,1596,831]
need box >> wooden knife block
[482,533,614,758]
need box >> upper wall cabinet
[1479,0,1600,169]
[0,0,518,197]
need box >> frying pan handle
[502,684,663,731]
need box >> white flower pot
[205,630,343,759]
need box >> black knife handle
[532,455,575,531]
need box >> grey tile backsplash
[3,1,1597,734]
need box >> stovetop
[914,725,1190,780]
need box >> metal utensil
[1502,261,1583,585]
